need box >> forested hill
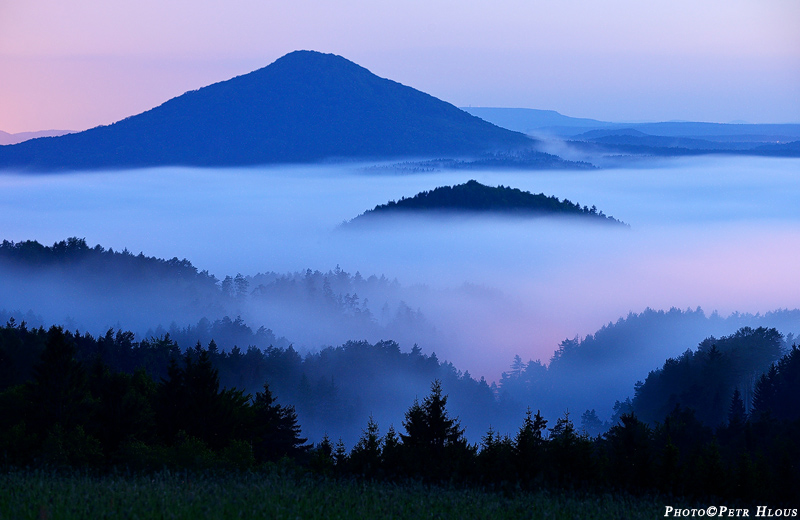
[0,238,215,285]
[631,327,787,426]
[494,307,800,429]
[0,51,532,171]
[347,180,626,225]
[0,238,437,353]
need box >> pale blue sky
[1,0,798,133]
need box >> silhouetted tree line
[0,319,497,449]
[274,360,799,503]
[0,324,306,470]
[1,319,798,502]
[146,316,292,358]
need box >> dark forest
[1,237,798,506]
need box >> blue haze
[0,156,799,385]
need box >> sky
[1,0,799,134]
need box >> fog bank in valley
[1,156,799,417]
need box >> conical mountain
[0,51,531,170]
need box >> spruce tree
[381,425,402,476]
[400,380,471,479]
[514,407,547,483]
[350,415,382,477]
[251,382,307,462]
[30,327,91,431]
[727,388,747,428]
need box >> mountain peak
[0,51,531,171]
[273,49,360,67]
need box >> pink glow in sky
[1,0,799,133]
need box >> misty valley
[1,153,799,506]
[1,50,799,509]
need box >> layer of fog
[2,156,800,425]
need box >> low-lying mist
[2,156,799,428]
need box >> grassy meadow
[0,467,666,520]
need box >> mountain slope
[0,51,532,171]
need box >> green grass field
[0,467,666,519]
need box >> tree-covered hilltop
[347,180,627,225]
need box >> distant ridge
[346,180,627,225]
[0,129,73,146]
[462,107,612,135]
[465,107,800,140]
[465,107,800,157]
[0,51,532,171]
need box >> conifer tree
[156,345,249,450]
[251,382,307,462]
[310,434,335,473]
[400,380,471,479]
[548,410,593,485]
[751,366,778,420]
[604,413,653,489]
[30,327,91,430]
[727,388,747,428]
[478,425,514,483]
[350,415,382,477]
[333,438,348,470]
[514,408,547,483]
[381,425,402,476]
